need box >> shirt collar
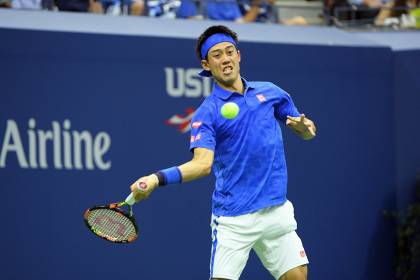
[212,77,254,100]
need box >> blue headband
[200,33,237,60]
[199,33,237,77]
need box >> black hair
[195,25,239,61]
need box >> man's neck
[216,77,244,94]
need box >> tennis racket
[83,182,147,243]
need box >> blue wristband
[156,167,182,186]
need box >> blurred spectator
[0,0,11,7]
[176,0,308,25]
[177,0,242,21]
[147,0,181,18]
[374,0,403,25]
[345,0,419,26]
[375,0,419,25]
[239,0,278,23]
[349,0,385,8]
[239,0,308,25]
[325,0,420,26]
[96,0,122,15]
[176,0,199,18]
[324,0,350,24]
[347,0,392,22]
[55,0,90,11]
[90,0,143,15]
[282,16,309,25]
[325,0,390,24]
[130,0,144,15]
[41,0,55,9]
[11,0,42,9]
[207,0,242,20]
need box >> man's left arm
[286,114,317,140]
[272,85,316,140]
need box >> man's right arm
[179,147,214,182]
[130,147,214,201]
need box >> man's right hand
[130,174,159,202]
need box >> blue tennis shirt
[190,78,300,217]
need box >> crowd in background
[0,0,308,25]
[325,0,420,26]
[0,0,419,28]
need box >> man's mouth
[223,66,233,75]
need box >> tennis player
[130,25,316,280]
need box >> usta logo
[165,67,212,98]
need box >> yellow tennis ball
[221,102,239,119]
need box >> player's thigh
[210,214,260,280]
[253,202,308,279]
[254,230,308,279]
[278,264,308,280]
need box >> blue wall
[394,49,420,209]
[0,21,418,280]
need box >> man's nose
[221,54,230,64]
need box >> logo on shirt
[190,133,201,143]
[191,121,202,129]
[300,250,306,258]
[165,108,196,133]
[256,94,266,102]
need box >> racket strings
[86,208,137,242]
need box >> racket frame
[84,202,138,244]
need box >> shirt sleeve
[273,85,300,123]
[189,101,216,152]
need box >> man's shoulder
[248,81,286,93]
[194,95,217,117]
[249,80,272,87]
[198,94,218,109]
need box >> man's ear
[201,59,210,71]
[237,50,241,63]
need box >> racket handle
[125,193,136,205]
[125,182,147,205]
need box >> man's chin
[219,75,237,85]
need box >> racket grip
[125,193,136,205]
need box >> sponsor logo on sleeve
[191,121,202,129]
[190,133,201,143]
[256,94,266,103]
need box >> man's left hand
[286,114,316,140]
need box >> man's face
[201,42,241,86]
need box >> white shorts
[209,201,309,280]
